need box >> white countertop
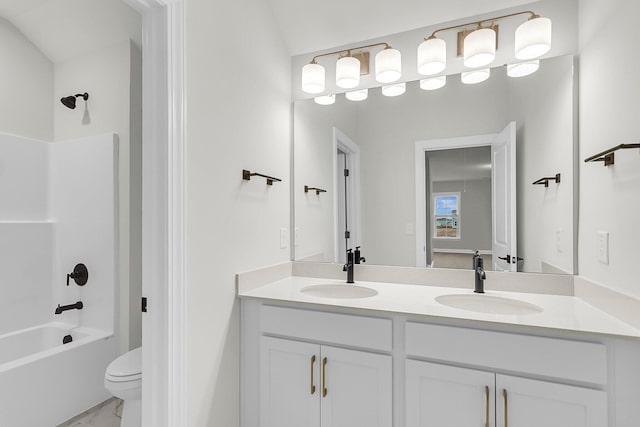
[239,276,640,339]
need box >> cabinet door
[496,375,607,427]
[260,337,321,427]
[320,346,392,427]
[406,359,495,427]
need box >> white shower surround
[0,132,118,424]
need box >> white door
[406,360,495,427]
[320,346,392,427]
[496,375,607,427]
[260,337,321,427]
[492,122,517,272]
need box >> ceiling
[428,146,492,183]
[0,0,141,63]
[266,0,539,55]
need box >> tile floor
[57,398,122,427]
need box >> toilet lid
[106,346,142,382]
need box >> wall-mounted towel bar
[584,143,640,166]
[242,169,282,185]
[532,174,561,187]
[304,185,327,195]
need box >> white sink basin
[435,294,543,315]
[300,284,379,299]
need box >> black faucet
[343,249,355,283]
[473,251,486,293]
[354,246,366,264]
[55,301,83,315]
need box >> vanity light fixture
[515,15,552,60]
[336,55,361,89]
[507,60,540,78]
[381,82,406,97]
[301,43,398,94]
[464,28,497,68]
[346,88,368,101]
[420,75,447,91]
[461,69,490,85]
[418,11,551,77]
[375,46,402,83]
[314,94,336,105]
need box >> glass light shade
[346,88,368,101]
[301,63,325,94]
[463,28,496,68]
[420,75,447,91]
[461,68,490,84]
[314,94,335,105]
[375,48,402,83]
[515,17,552,60]
[381,82,406,97]
[336,56,360,89]
[507,60,540,78]
[417,37,446,76]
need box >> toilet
[104,347,142,427]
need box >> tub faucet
[55,301,83,315]
[473,251,486,293]
[343,249,355,284]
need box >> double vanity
[239,262,640,427]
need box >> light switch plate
[556,229,563,253]
[294,227,300,247]
[280,227,288,249]
[597,231,609,264]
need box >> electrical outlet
[556,229,563,253]
[405,223,415,235]
[597,231,609,264]
[280,228,288,249]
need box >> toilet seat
[106,347,142,383]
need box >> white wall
[185,0,291,425]
[49,134,118,333]
[432,179,492,252]
[294,100,358,262]
[53,40,142,352]
[578,0,640,298]
[0,18,53,140]
[509,55,576,274]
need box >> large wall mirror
[294,54,577,274]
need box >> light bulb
[336,56,360,89]
[314,94,335,105]
[515,16,552,60]
[464,28,496,68]
[381,82,406,97]
[461,69,490,84]
[346,89,368,101]
[301,63,325,94]
[420,76,447,91]
[375,48,402,83]
[507,60,540,78]
[417,37,446,76]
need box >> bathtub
[0,322,117,426]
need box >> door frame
[123,0,185,426]
[333,127,361,263]
[414,133,495,268]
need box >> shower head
[60,92,89,109]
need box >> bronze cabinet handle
[503,389,508,427]
[322,357,328,397]
[485,386,490,427]
[310,355,316,395]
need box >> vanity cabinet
[257,307,393,427]
[260,336,392,427]
[406,360,607,427]
[405,322,608,427]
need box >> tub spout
[55,301,83,315]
